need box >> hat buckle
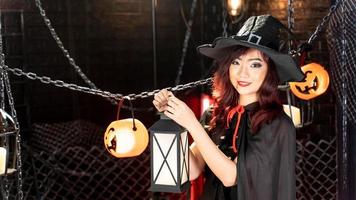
[247,33,262,45]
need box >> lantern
[289,63,330,100]
[104,118,149,158]
[149,114,190,193]
[0,108,19,175]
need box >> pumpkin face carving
[290,63,329,100]
[104,118,148,158]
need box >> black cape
[199,102,296,200]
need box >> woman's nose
[238,65,249,78]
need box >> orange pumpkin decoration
[104,118,148,158]
[289,63,329,100]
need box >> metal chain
[175,0,198,86]
[0,41,10,200]
[287,0,294,52]
[3,65,122,100]
[307,0,342,45]
[35,0,121,106]
[122,77,212,100]
[340,0,348,190]
[3,65,212,101]
[0,71,4,110]
[221,0,228,37]
[3,71,24,200]
[0,13,9,200]
[285,0,295,124]
[0,29,5,111]
[34,0,118,107]
[34,0,99,90]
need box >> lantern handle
[127,97,137,131]
[116,98,125,120]
[116,97,137,131]
[297,42,313,66]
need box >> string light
[227,0,243,16]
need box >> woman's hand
[152,89,170,112]
[152,89,197,130]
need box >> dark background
[1,0,334,136]
[2,0,350,199]
[2,0,225,130]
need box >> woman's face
[229,48,268,103]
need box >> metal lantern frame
[279,84,315,128]
[0,109,19,175]
[149,114,190,193]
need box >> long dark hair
[209,46,283,141]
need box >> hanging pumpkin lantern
[104,98,148,158]
[289,63,330,100]
[104,118,149,158]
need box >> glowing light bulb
[227,0,243,16]
[115,129,136,154]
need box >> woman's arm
[153,90,237,186]
[189,142,205,180]
[184,118,237,186]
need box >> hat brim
[197,37,305,83]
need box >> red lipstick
[237,81,251,87]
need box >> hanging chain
[35,0,121,106]
[287,0,294,52]
[175,0,198,86]
[4,65,212,101]
[285,0,294,123]
[221,0,228,37]
[0,23,5,111]
[4,65,122,100]
[34,0,99,90]
[340,0,348,190]
[3,71,24,200]
[307,0,341,45]
[0,69,4,110]
[0,43,9,200]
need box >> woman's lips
[237,81,251,87]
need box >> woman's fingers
[154,92,166,103]
[165,104,176,114]
[153,89,175,112]
[163,110,174,119]
[168,94,183,106]
[155,92,197,130]
[152,89,190,121]
[162,89,170,100]
[153,99,166,112]
[167,97,179,108]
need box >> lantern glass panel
[180,131,189,185]
[0,147,6,174]
[0,132,18,175]
[153,133,177,185]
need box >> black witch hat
[197,15,304,83]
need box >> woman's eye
[251,63,262,68]
[231,60,240,65]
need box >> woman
[153,15,304,200]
